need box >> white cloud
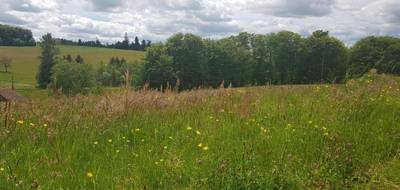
[0,0,399,44]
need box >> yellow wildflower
[108,139,112,143]
[87,172,94,178]
[186,126,192,130]
[29,123,35,127]
[198,143,203,148]
[163,146,168,150]
[159,159,164,162]
[202,146,209,151]
[0,167,4,171]
[135,128,141,132]
[17,120,24,124]
[196,130,201,135]
[43,123,48,127]
[94,141,98,145]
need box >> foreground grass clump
[1,74,400,189]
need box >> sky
[0,0,399,45]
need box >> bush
[96,58,138,87]
[52,61,96,95]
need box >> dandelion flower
[163,146,168,150]
[87,172,94,178]
[94,141,98,145]
[43,124,48,127]
[108,139,112,143]
[202,146,209,151]
[17,120,24,124]
[186,126,192,130]
[0,167,4,171]
[198,143,203,148]
[196,130,201,135]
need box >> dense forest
[55,32,151,51]
[0,24,36,46]
[0,24,150,51]
[138,31,400,90]
[35,31,400,93]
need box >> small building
[0,89,25,102]
[1,89,24,127]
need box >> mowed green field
[0,45,144,88]
[0,73,399,189]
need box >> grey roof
[0,89,25,102]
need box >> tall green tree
[304,30,348,83]
[140,40,146,50]
[37,33,59,88]
[122,32,130,50]
[140,43,177,89]
[166,33,207,89]
[267,31,305,84]
[348,36,400,78]
[134,37,141,50]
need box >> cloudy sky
[0,0,399,45]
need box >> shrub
[52,61,96,95]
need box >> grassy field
[0,45,144,88]
[0,73,399,189]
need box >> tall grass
[0,73,399,189]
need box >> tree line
[137,31,400,90]
[36,31,400,94]
[0,24,36,46]
[55,33,151,51]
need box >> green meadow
[0,45,144,88]
[0,73,399,189]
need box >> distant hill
[0,24,36,46]
[0,45,144,87]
